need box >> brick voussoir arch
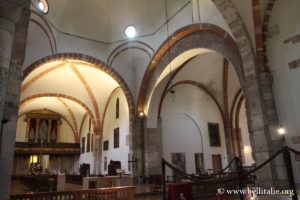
[20,93,95,121]
[137,23,244,112]
[23,53,135,136]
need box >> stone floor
[9,181,300,200]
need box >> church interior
[0,0,300,199]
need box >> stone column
[0,1,20,124]
[132,116,144,180]
[245,72,288,188]
[0,116,19,198]
[144,118,163,176]
[258,72,287,188]
[94,135,101,175]
[0,1,30,199]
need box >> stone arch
[23,53,136,137]
[137,23,244,114]
[138,22,280,186]
[262,0,278,71]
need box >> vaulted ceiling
[19,59,122,139]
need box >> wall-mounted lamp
[277,125,286,145]
[278,125,286,135]
[243,145,250,153]
[138,112,144,118]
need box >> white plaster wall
[161,85,228,175]
[150,0,234,52]
[110,49,150,101]
[199,0,234,39]
[55,32,109,62]
[266,0,300,183]
[147,76,169,128]
[173,52,224,106]
[147,51,236,129]
[24,21,53,67]
[78,115,95,174]
[101,90,130,175]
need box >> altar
[82,176,133,189]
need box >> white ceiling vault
[19,59,125,139]
[37,0,190,42]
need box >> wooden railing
[16,175,57,192]
[14,142,80,155]
[10,186,135,200]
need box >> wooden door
[212,154,222,173]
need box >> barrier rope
[162,146,300,184]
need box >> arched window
[116,98,119,119]
[37,0,49,14]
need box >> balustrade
[10,186,135,200]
